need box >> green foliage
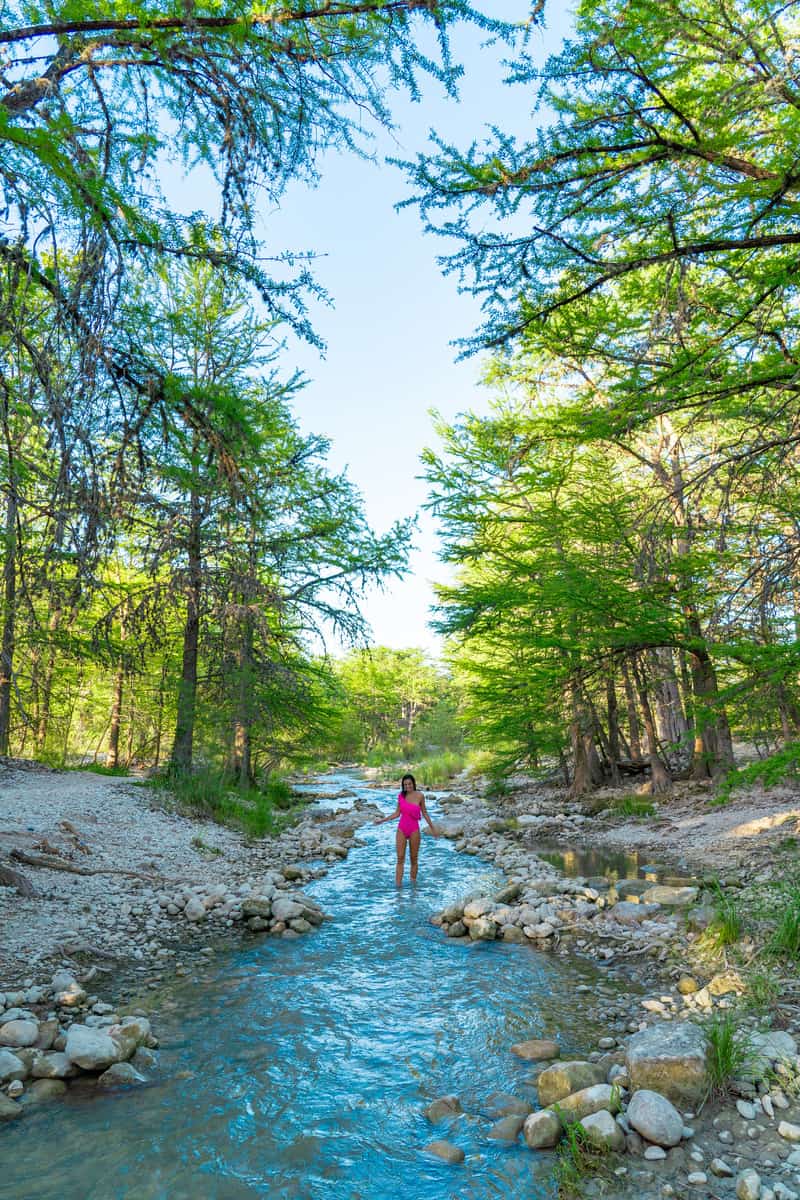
[703,883,743,950]
[715,744,800,807]
[703,1012,754,1099]
[553,1117,614,1199]
[611,795,655,818]
[767,887,800,960]
[317,647,464,765]
[742,969,782,1013]
[154,768,302,838]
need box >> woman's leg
[409,830,421,882]
[395,829,408,885]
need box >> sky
[185,2,573,655]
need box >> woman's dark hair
[400,773,417,792]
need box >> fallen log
[10,847,161,881]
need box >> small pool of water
[536,844,695,886]
[0,775,633,1200]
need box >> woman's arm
[419,795,439,836]
[373,803,400,826]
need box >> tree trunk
[567,678,603,797]
[171,487,202,772]
[620,659,642,761]
[106,605,127,769]
[605,667,622,787]
[632,657,672,794]
[687,626,734,781]
[0,480,17,756]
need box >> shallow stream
[0,773,630,1200]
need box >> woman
[374,773,439,885]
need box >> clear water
[536,845,694,885]
[0,774,623,1200]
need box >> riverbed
[0,773,630,1200]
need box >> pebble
[736,1169,761,1200]
[423,1139,465,1165]
[779,1121,800,1143]
[687,1172,707,1185]
[644,1146,667,1160]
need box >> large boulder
[488,1115,526,1141]
[65,1025,122,1071]
[523,1109,562,1149]
[0,1019,38,1048]
[469,917,497,941]
[271,898,304,923]
[626,1089,684,1147]
[241,896,272,919]
[625,1022,709,1106]
[31,1052,76,1079]
[548,1084,616,1124]
[536,1061,606,1106]
[611,902,661,925]
[580,1110,625,1152]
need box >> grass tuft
[714,741,800,806]
[553,1117,614,1199]
[611,794,655,818]
[703,1011,754,1099]
[767,886,800,959]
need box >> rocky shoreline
[418,781,800,1198]
[3,760,800,1200]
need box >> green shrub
[152,767,302,838]
[703,1012,754,1098]
[715,742,800,806]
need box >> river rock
[31,1052,75,1079]
[488,1115,526,1140]
[626,1089,684,1147]
[424,1095,462,1123]
[536,1061,606,1105]
[641,886,697,906]
[54,981,87,1007]
[502,926,526,943]
[184,896,206,922]
[0,1094,22,1121]
[65,1025,122,1071]
[708,970,744,996]
[625,1021,708,1106]
[523,1109,562,1149]
[484,1093,532,1119]
[463,898,492,921]
[677,976,699,995]
[272,899,304,922]
[612,902,662,925]
[751,1030,797,1063]
[779,1121,800,1142]
[580,1110,625,1152]
[35,1020,59,1051]
[469,917,497,941]
[241,897,273,919]
[97,1062,146,1088]
[447,921,467,938]
[736,1169,761,1200]
[21,1079,67,1105]
[0,1049,26,1083]
[423,1139,464,1164]
[0,1019,38,1048]
[511,1039,560,1062]
[549,1084,615,1123]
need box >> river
[0,772,628,1199]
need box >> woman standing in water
[374,773,439,885]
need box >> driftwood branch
[10,847,163,881]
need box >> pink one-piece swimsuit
[397,792,421,837]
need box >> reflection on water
[537,845,693,886]
[0,775,626,1200]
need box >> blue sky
[187,2,573,654]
